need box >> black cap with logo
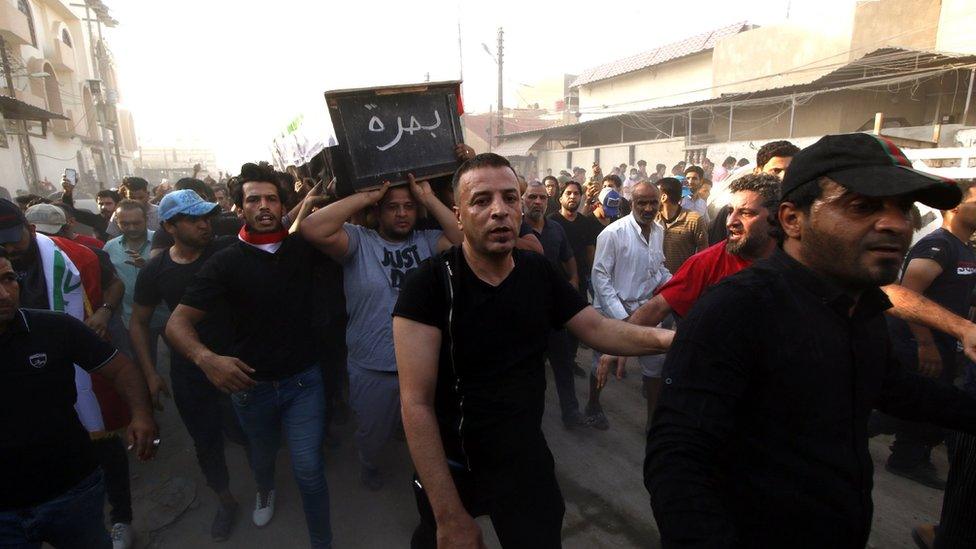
[0,198,27,244]
[781,133,961,210]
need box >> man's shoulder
[20,308,81,330]
[102,235,124,249]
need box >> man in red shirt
[600,170,976,411]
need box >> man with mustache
[585,181,670,431]
[521,179,583,429]
[645,133,976,548]
[394,153,673,548]
[166,163,335,548]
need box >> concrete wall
[937,0,976,54]
[850,0,940,57]
[711,22,853,94]
[577,53,713,120]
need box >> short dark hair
[175,177,216,202]
[15,194,41,207]
[96,189,121,203]
[756,140,801,169]
[684,165,704,178]
[543,175,558,185]
[656,163,666,170]
[781,176,828,212]
[451,153,518,200]
[116,198,147,218]
[723,156,736,167]
[658,177,682,204]
[729,173,782,212]
[737,158,750,167]
[603,174,622,188]
[229,162,285,208]
[946,180,976,213]
[638,160,647,166]
[561,180,583,197]
[120,177,149,193]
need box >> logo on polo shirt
[958,261,976,276]
[28,353,47,368]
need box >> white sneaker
[111,522,134,549]
[252,489,275,527]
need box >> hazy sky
[106,0,855,171]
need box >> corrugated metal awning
[492,134,542,158]
[0,95,68,122]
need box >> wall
[711,22,853,94]
[577,53,714,120]
[850,0,940,58]
[936,0,976,54]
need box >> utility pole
[0,36,38,192]
[496,27,504,139]
[80,0,118,187]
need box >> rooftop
[570,22,755,89]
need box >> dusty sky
[105,0,856,172]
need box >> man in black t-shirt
[884,181,976,490]
[167,163,334,547]
[393,154,673,548]
[522,180,584,428]
[549,180,602,376]
[0,249,157,548]
[131,190,245,541]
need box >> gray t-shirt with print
[342,223,442,372]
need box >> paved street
[126,351,947,548]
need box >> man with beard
[522,180,583,428]
[645,133,976,548]
[543,175,561,215]
[549,180,603,375]
[585,182,671,431]
[300,175,462,491]
[167,163,334,548]
[393,153,673,548]
[130,190,246,541]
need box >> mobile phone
[64,168,77,186]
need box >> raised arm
[565,306,673,356]
[289,180,324,234]
[300,183,390,260]
[394,316,484,547]
[166,304,256,394]
[407,175,463,252]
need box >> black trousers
[547,329,579,421]
[888,339,958,467]
[91,436,131,525]
[170,363,248,494]
[410,453,565,548]
[936,431,976,548]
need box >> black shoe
[583,410,610,431]
[211,500,239,542]
[562,410,585,430]
[572,364,586,378]
[361,466,383,491]
[885,461,946,490]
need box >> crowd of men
[2,134,976,549]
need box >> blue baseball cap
[158,189,220,223]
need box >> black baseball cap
[0,198,27,244]
[781,133,961,210]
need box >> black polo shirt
[645,248,976,548]
[180,233,325,381]
[0,309,117,510]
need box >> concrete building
[0,0,135,198]
[496,0,976,180]
[134,142,219,183]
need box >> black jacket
[645,248,976,548]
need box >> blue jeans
[232,365,331,548]
[0,469,110,548]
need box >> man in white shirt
[584,182,671,430]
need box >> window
[17,0,36,47]
[61,29,72,47]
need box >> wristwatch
[99,303,114,313]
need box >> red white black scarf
[238,225,288,253]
